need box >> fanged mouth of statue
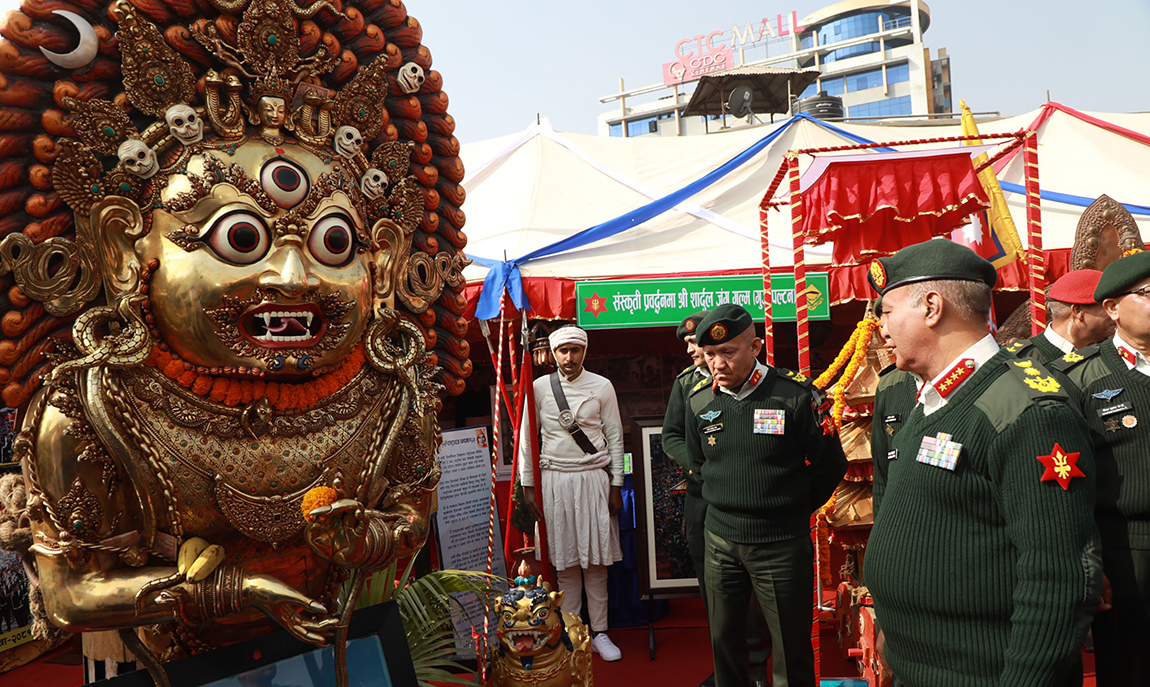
[242,303,328,348]
[506,630,547,653]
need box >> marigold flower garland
[145,344,366,412]
[815,319,880,429]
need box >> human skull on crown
[0,0,470,676]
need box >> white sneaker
[590,633,622,661]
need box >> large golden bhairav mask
[0,0,471,679]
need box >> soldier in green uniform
[660,311,715,686]
[865,240,1102,687]
[1048,249,1150,686]
[1004,268,1113,363]
[686,304,846,687]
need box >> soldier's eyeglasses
[1124,285,1150,299]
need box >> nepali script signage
[575,274,830,329]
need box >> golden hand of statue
[243,571,339,646]
[304,499,394,570]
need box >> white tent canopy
[460,107,1150,289]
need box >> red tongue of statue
[515,635,534,652]
[267,317,308,335]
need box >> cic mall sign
[662,11,807,86]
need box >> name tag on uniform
[887,449,898,461]
[1096,401,1133,418]
[753,409,785,434]
[703,423,724,434]
[916,432,963,471]
[884,414,901,424]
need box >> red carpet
[4,637,83,687]
[4,600,1095,686]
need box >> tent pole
[760,160,791,366]
[1023,132,1045,335]
[789,154,810,374]
[760,199,774,366]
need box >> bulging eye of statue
[260,158,311,208]
[308,213,357,267]
[205,210,271,265]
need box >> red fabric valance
[800,152,991,265]
[464,250,1074,319]
[827,248,1072,304]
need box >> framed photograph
[631,416,699,597]
[92,601,417,687]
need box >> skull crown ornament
[0,0,471,680]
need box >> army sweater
[662,365,706,496]
[866,349,1101,687]
[1052,339,1150,549]
[685,366,846,544]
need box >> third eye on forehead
[261,158,311,209]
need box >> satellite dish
[728,86,754,119]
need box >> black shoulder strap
[1003,339,1033,355]
[1004,358,1069,401]
[549,372,601,456]
[688,379,716,415]
[778,368,814,387]
[1048,344,1101,372]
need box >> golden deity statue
[0,0,471,679]
[492,562,593,687]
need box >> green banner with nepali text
[575,274,830,329]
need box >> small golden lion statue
[491,563,593,687]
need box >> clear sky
[414,0,1150,143]
[2,0,1145,143]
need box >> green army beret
[1095,250,1150,301]
[676,310,709,340]
[867,239,997,296]
[696,304,753,346]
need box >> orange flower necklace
[814,318,881,429]
[146,344,366,412]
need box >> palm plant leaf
[342,565,507,687]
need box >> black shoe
[699,673,715,687]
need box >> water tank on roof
[796,92,844,120]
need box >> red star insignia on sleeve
[1035,443,1085,490]
[582,292,608,317]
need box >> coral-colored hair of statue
[301,486,339,522]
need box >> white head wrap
[549,325,588,351]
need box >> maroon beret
[1048,269,1103,305]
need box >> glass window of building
[821,76,846,96]
[609,122,623,137]
[845,68,883,93]
[886,62,910,84]
[627,116,657,137]
[849,95,912,118]
[801,10,903,48]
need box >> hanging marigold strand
[145,344,367,412]
[814,325,862,390]
[832,319,874,425]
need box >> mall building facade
[599,0,952,137]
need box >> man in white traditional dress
[520,325,625,661]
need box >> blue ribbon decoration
[470,113,1148,320]
[472,114,806,320]
[997,181,1150,217]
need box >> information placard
[576,273,831,329]
[435,427,506,651]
